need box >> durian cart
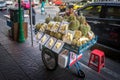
[37,28,97,78]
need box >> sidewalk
[34,5,60,14]
[0,10,120,80]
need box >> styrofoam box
[52,40,64,54]
[39,34,50,45]
[62,30,75,44]
[58,50,69,68]
[45,37,57,50]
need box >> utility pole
[29,0,34,46]
[18,0,25,42]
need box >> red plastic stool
[88,49,105,73]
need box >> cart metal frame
[39,34,97,78]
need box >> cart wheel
[42,48,58,71]
[78,69,85,78]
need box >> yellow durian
[49,38,54,47]
[55,42,61,49]
[41,35,46,42]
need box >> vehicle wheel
[42,48,58,71]
[78,69,85,78]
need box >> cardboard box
[12,22,28,41]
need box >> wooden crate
[12,22,28,41]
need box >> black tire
[78,69,85,78]
[42,48,58,71]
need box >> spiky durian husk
[68,14,76,22]
[54,32,63,40]
[68,19,80,31]
[35,23,42,30]
[74,30,82,39]
[78,16,86,24]
[77,13,86,24]
[45,16,52,24]
[50,31,55,37]
[71,39,77,45]
[63,15,68,20]
[53,16,58,21]
[53,15,63,22]
[79,23,91,36]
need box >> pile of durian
[35,13,95,47]
[35,23,47,32]
[59,23,68,33]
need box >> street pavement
[0,5,120,80]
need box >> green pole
[18,0,25,42]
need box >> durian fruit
[62,32,73,44]
[63,15,68,21]
[67,32,73,41]
[54,32,63,40]
[77,40,82,46]
[68,16,80,31]
[55,42,61,49]
[53,13,63,22]
[79,36,89,42]
[35,23,42,30]
[50,31,55,37]
[76,36,89,46]
[87,31,95,40]
[59,24,68,33]
[64,32,73,41]
[68,14,76,22]
[71,39,78,45]
[47,22,54,30]
[35,23,47,32]
[41,35,46,43]
[52,22,60,31]
[45,14,52,24]
[74,30,82,39]
[49,38,54,47]
[79,23,91,36]
[77,13,86,24]
[86,23,91,31]
[80,36,89,44]
[39,23,47,32]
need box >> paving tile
[4,47,40,80]
[24,50,42,66]
[0,45,30,80]
[0,72,6,80]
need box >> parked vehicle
[0,1,7,10]
[32,0,39,5]
[22,0,30,9]
[54,0,63,6]
[77,3,120,51]
[5,0,13,5]
[73,4,83,10]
